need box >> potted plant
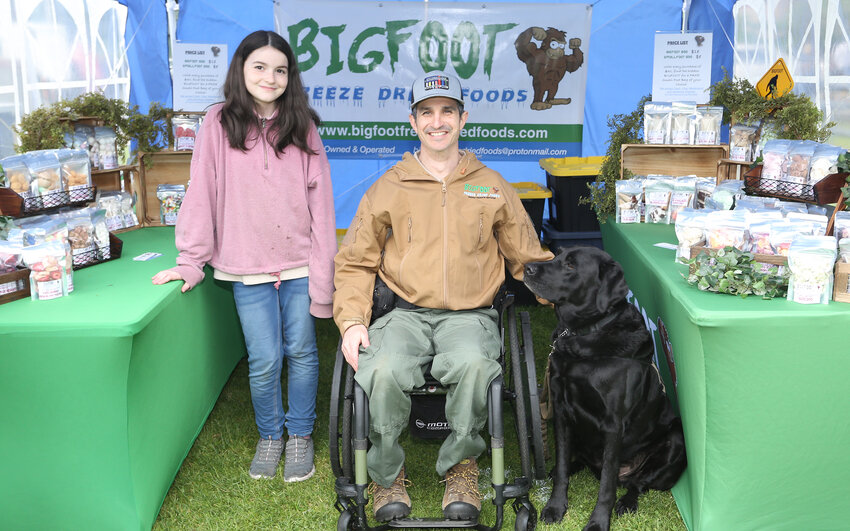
[708,70,834,145]
[14,91,171,162]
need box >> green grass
[154,305,686,530]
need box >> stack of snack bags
[760,140,845,187]
[643,102,723,145]
[96,190,138,232]
[615,175,739,226]
[1,207,115,300]
[0,149,93,207]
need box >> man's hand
[341,324,369,371]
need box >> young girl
[152,30,336,482]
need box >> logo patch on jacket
[464,184,501,199]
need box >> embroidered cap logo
[424,74,450,92]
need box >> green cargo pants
[353,307,502,487]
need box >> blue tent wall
[119,0,171,114]
[125,0,735,228]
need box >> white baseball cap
[410,71,464,108]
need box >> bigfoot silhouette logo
[514,26,584,110]
[757,58,794,99]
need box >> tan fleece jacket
[333,150,553,334]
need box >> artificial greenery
[0,215,14,240]
[581,95,650,222]
[708,70,835,142]
[838,151,850,210]
[14,91,171,159]
[682,246,789,299]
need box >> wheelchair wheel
[507,304,534,481]
[329,343,354,480]
[520,311,547,481]
[337,509,353,531]
[513,499,537,531]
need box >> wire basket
[743,174,817,202]
[0,186,97,217]
[742,166,847,205]
[71,233,123,271]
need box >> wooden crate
[620,144,729,180]
[138,150,192,226]
[834,262,850,303]
[0,268,31,305]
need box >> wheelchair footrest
[334,477,360,498]
[502,477,531,499]
[386,517,478,528]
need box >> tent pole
[682,0,691,32]
[166,0,179,71]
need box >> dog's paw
[540,502,567,524]
[615,496,638,516]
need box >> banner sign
[651,31,712,103]
[172,43,228,112]
[276,1,591,160]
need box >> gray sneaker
[249,436,284,479]
[283,435,315,482]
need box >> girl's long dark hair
[220,30,320,156]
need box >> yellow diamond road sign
[757,58,794,99]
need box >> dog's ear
[596,256,629,313]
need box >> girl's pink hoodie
[170,103,337,318]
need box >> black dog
[523,246,686,531]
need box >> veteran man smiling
[333,71,553,522]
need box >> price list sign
[172,43,228,111]
[651,32,712,103]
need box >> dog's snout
[525,263,537,277]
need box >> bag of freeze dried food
[21,240,71,301]
[674,208,706,262]
[615,179,643,224]
[97,191,125,231]
[670,102,696,145]
[0,154,36,199]
[785,141,816,184]
[66,213,97,267]
[156,184,186,225]
[808,144,844,185]
[173,115,202,151]
[643,102,672,145]
[834,211,850,240]
[670,177,697,222]
[787,235,837,305]
[694,177,715,209]
[94,126,118,170]
[695,106,723,145]
[729,124,758,161]
[760,139,792,181]
[643,179,673,224]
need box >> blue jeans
[232,277,318,439]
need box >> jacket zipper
[261,117,268,170]
[442,181,448,307]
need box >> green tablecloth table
[0,227,245,530]
[600,221,850,531]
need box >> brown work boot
[368,467,411,522]
[442,457,481,520]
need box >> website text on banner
[275,1,591,161]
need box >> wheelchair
[329,286,547,531]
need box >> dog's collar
[549,307,624,355]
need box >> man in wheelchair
[333,71,553,523]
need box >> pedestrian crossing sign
[757,58,794,99]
